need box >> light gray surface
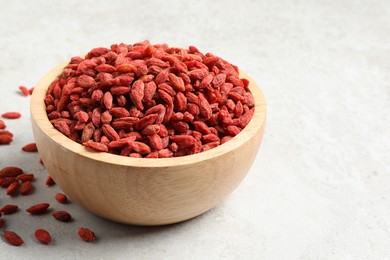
[0,0,389,259]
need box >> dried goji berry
[6,181,19,196]
[55,193,68,204]
[103,92,113,110]
[130,80,145,110]
[34,229,52,244]
[19,86,30,96]
[4,230,24,246]
[26,203,50,215]
[19,181,33,195]
[81,123,95,143]
[1,112,21,119]
[53,121,71,137]
[52,211,72,222]
[78,228,96,242]
[0,135,12,144]
[0,166,23,178]
[77,75,95,88]
[0,130,14,137]
[0,205,18,214]
[130,141,151,155]
[45,176,55,186]
[83,141,109,152]
[0,177,17,188]
[102,124,120,141]
[21,143,38,152]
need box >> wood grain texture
[30,60,266,226]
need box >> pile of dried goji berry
[0,89,95,246]
[47,41,255,157]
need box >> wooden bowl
[30,61,266,226]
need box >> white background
[0,0,389,259]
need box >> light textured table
[0,0,389,259]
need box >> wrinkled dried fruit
[0,130,13,137]
[0,177,17,188]
[34,229,52,244]
[102,124,120,141]
[16,173,34,182]
[6,181,19,196]
[26,203,50,215]
[0,218,4,229]
[52,211,72,222]
[78,228,96,242]
[19,86,30,96]
[19,181,33,195]
[83,141,108,152]
[0,166,23,178]
[0,135,13,144]
[0,120,6,129]
[21,143,38,152]
[0,205,18,215]
[55,193,68,204]
[4,230,24,246]
[53,120,70,136]
[45,176,55,186]
[1,112,21,119]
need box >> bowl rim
[31,59,266,168]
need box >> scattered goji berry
[55,193,68,204]
[0,204,18,215]
[19,181,33,195]
[4,230,24,246]
[52,211,72,222]
[0,177,17,188]
[19,86,30,96]
[34,229,51,244]
[16,173,34,182]
[78,228,96,242]
[0,135,13,144]
[0,166,23,178]
[1,112,21,119]
[45,176,55,186]
[21,143,38,152]
[26,203,50,215]
[6,181,19,196]
[0,119,5,129]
